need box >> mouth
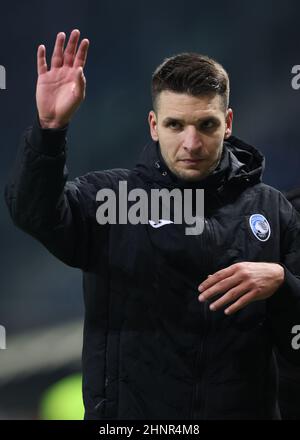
[180,159,204,166]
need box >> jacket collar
[133,135,264,192]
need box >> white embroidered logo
[148,219,174,228]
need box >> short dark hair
[151,52,230,112]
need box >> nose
[182,126,203,154]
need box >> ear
[224,108,233,139]
[148,110,159,141]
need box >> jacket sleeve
[4,118,109,271]
[267,193,300,366]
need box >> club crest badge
[249,214,271,242]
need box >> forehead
[157,91,224,119]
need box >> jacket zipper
[191,217,213,419]
[193,301,210,419]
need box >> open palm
[36,29,89,128]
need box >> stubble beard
[168,146,223,182]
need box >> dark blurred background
[1,0,300,419]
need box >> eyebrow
[162,116,219,125]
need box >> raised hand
[36,29,89,129]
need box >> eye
[166,120,183,130]
[200,119,216,130]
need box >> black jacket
[4,120,300,420]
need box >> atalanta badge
[249,214,271,242]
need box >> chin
[173,168,204,182]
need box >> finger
[50,32,66,68]
[74,38,90,68]
[74,66,86,99]
[37,45,48,75]
[198,274,240,301]
[198,265,237,292]
[224,291,255,315]
[63,29,80,67]
[209,283,249,311]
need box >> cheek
[205,138,223,158]
[158,131,180,155]
[211,126,226,143]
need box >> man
[5,29,300,420]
